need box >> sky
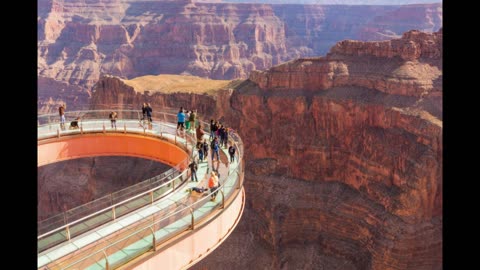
[221,0,442,5]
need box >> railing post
[175,134,177,144]
[220,190,225,209]
[124,123,126,133]
[111,194,116,220]
[80,125,83,134]
[103,251,109,270]
[190,208,195,230]
[237,170,241,190]
[57,128,60,138]
[150,227,156,251]
[150,191,154,204]
[103,123,106,133]
[66,225,71,241]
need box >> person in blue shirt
[210,137,220,161]
[177,107,185,132]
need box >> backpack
[208,177,215,188]
[211,140,218,151]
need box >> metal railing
[37,110,198,253]
[39,111,245,270]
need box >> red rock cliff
[89,29,442,269]
[250,29,442,98]
[38,0,442,113]
[191,29,442,270]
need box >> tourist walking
[146,103,153,123]
[185,110,191,131]
[189,160,198,182]
[189,110,196,132]
[196,122,206,148]
[109,111,117,129]
[141,103,147,121]
[198,145,204,162]
[202,139,209,163]
[58,104,66,129]
[228,144,236,163]
[210,137,220,161]
[208,171,219,201]
[209,119,215,140]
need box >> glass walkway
[37,110,245,270]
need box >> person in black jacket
[189,160,198,182]
[141,103,147,120]
[228,144,236,163]
[146,103,153,123]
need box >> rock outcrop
[37,0,442,113]
[86,29,442,269]
[250,29,442,99]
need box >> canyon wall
[38,156,170,221]
[89,29,442,269]
[37,0,442,113]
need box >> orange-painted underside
[38,133,189,168]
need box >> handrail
[37,110,199,253]
[37,169,188,239]
[38,164,183,234]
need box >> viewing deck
[37,110,245,270]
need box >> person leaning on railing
[69,117,80,130]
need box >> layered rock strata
[38,0,442,112]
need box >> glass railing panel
[153,207,192,243]
[69,210,114,239]
[189,193,220,224]
[222,170,239,201]
[153,184,172,201]
[114,193,151,217]
[105,227,153,269]
[66,196,112,223]
[38,230,68,253]
[38,214,65,235]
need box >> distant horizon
[219,0,442,5]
